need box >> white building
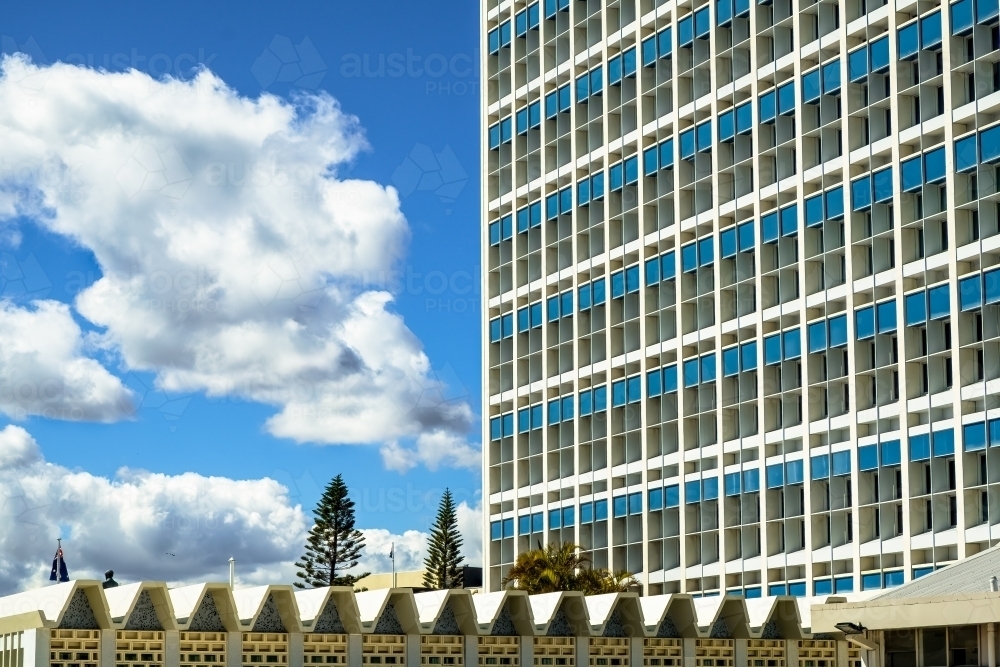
[481,0,1000,595]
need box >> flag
[50,545,69,583]
[389,543,394,560]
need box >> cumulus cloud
[0,300,134,421]
[0,55,478,467]
[0,426,483,595]
[0,425,308,594]
[380,431,481,473]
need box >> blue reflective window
[862,573,882,591]
[736,103,753,134]
[659,139,675,170]
[764,334,782,365]
[641,36,657,67]
[490,521,502,540]
[786,459,804,485]
[832,451,851,476]
[826,186,845,219]
[592,172,605,200]
[643,146,658,176]
[548,509,561,530]
[933,428,955,457]
[626,375,642,403]
[822,60,841,94]
[662,251,676,280]
[611,270,625,299]
[724,472,741,496]
[987,269,1000,304]
[783,328,801,359]
[805,194,824,228]
[835,577,854,593]
[762,212,779,243]
[663,364,678,393]
[979,0,1000,23]
[766,463,783,488]
[910,434,931,461]
[743,468,760,493]
[562,506,575,527]
[682,242,698,273]
[960,275,983,311]
[881,440,901,466]
[696,121,713,152]
[741,341,758,371]
[905,291,927,326]
[873,167,893,203]
[647,368,662,397]
[628,492,643,514]
[648,487,664,511]
[490,417,502,441]
[925,147,946,183]
[579,389,592,416]
[625,265,640,293]
[956,134,978,172]
[519,515,531,535]
[624,156,639,185]
[703,477,719,501]
[802,69,821,103]
[768,584,787,596]
[965,421,987,452]
[901,156,922,193]
[856,306,875,340]
[780,204,798,237]
[683,358,699,387]
[913,566,934,580]
[928,284,950,320]
[613,495,627,517]
[678,15,694,47]
[952,0,974,34]
[738,221,755,251]
[808,321,826,353]
[595,499,608,520]
[788,582,807,598]
[721,228,737,259]
[777,82,795,115]
[858,444,878,471]
[812,454,830,479]
[679,129,695,160]
[685,480,701,504]
[759,90,776,123]
[717,0,733,24]
[814,579,833,596]
[694,6,711,37]
[531,405,543,429]
[612,379,626,407]
[699,237,714,266]
[921,11,943,48]
[645,257,661,285]
[877,300,897,333]
[848,48,868,83]
[899,22,919,59]
[983,125,1000,164]
[870,36,890,72]
[701,354,716,383]
[664,485,679,508]
[723,347,740,377]
[658,27,673,59]
[548,399,560,425]
[852,175,872,211]
[719,110,735,142]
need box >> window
[898,21,919,60]
[759,89,776,124]
[881,440,901,466]
[803,68,821,102]
[780,203,798,237]
[856,306,875,340]
[642,26,673,66]
[876,300,897,333]
[578,385,607,415]
[488,21,512,54]
[678,15,694,47]
[514,4,540,36]
[489,314,514,342]
[545,187,572,220]
[870,36,890,72]
[489,413,514,440]
[777,81,795,115]
[544,84,571,119]
[921,11,943,49]
[822,59,841,95]
[743,468,760,492]
[576,65,603,103]
[761,211,779,244]
[517,302,544,332]
[951,0,974,34]
[982,125,1000,164]
[516,201,542,233]
[812,454,830,479]
[517,404,544,433]
[786,459,804,484]
[956,134,978,172]
[766,464,783,488]
[965,421,987,451]
[858,444,878,471]
[543,0,570,18]
[646,364,679,396]
[960,274,983,311]
[608,48,636,85]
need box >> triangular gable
[188,591,226,632]
[656,615,680,638]
[546,607,572,636]
[252,594,286,633]
[432,602,461,635]
[602,609,625,637]
[373,603,404,634]
[58,589,100,629]
[491,601,517,636]
[313,598,346,634]
[124,590,163,631]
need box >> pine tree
[295,475,370,588]
[422,489,465,589]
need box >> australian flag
[50,545,69,582]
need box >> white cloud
[380,431,481,473]
[0,55,478,467]
[0,426,482,595]
[0,300,134,421]
[0,425,308,594]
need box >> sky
[0,0,482,592]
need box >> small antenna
[229,557,235,589]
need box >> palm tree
[501,543,638,594]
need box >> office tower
[482,0,1000,596]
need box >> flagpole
[391,542,395,588]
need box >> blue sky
[0,0,482,583]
